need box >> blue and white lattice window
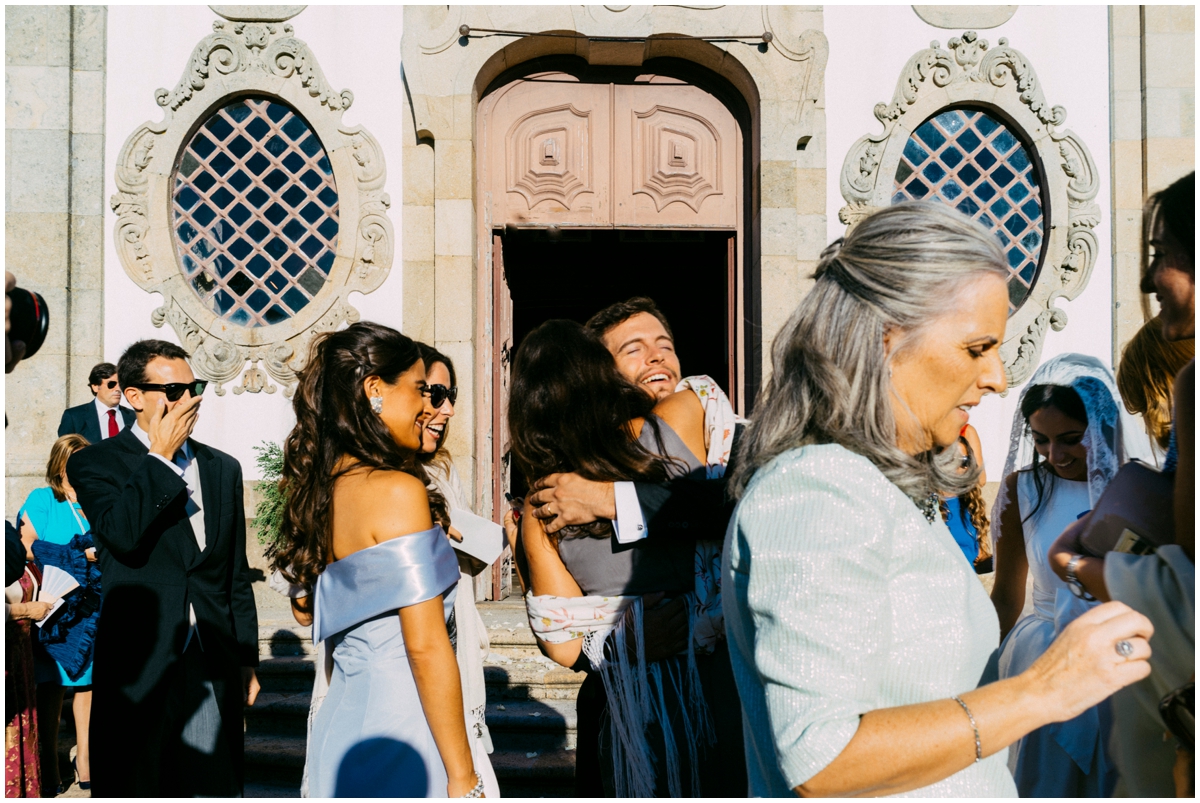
[892,108,1044,312]
[173,97,339,328]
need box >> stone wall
[5,6,107,518]
[1109,5,1196,361]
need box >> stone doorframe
[400,6,828,515]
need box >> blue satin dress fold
[307,527,461,798]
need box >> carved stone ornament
[111,19,393,396]
[837,32,1100,387]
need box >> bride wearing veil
[989,353,1147,796]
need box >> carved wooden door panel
[484,79,612,228]
[613,84,740,228]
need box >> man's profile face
[91,374,122,408]
[601,312,682,401]
[125,357,198,417]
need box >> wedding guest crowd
[5,172,1193,800]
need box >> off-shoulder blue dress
[307,527,460,798]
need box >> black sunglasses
[99,379,118,390]
[422,384,458,409]
[134,380,208,402]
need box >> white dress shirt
[94,398,127,439]
[612,481,648,544]
[131,423,205,651]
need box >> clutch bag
[1078,460,1174,556]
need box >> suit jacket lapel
[191,441,223,567]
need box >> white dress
[426,461,499,797]
[723,444,1016,797]
[997,470,1114,796]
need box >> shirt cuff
[612,481,648,544]
[150,452,184,477]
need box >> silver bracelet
[461,771,484,798]
[952,695,982,763]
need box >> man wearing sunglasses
[65,339,259,797]
[57,362,136,441]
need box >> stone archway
[401,6,829,530]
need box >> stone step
[244,733,575,795]
[246,692,577,750]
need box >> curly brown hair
[271,322,449,595]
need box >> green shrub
[253,441,286,549]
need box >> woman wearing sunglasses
[415,343,499,798]
[274,323,482,798]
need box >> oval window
[172,97,339,328]
[892,108,1044,312]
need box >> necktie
[107,409,118,438]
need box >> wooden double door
[476,71,744,594]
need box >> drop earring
[370,396,383,414]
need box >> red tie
[107,409,118,438]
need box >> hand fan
[35,566,80,628]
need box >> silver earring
[370,396,383,414]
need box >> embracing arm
[521,506,587,669]
[990,472,1028,640]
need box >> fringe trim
[582,594,715,797]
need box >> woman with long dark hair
[509,319,743,797]
[990,355,1131,796]
[273,322,483,798]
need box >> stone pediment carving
[837,31,1100,387]
[110,18,393,396]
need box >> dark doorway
[503,228,735,393]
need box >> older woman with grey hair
[722,201,1154,797]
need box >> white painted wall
[824,5,1113,480]
[104,6,406,478]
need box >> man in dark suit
[526,297,742,541]
[57,361,136,442]
[67,339,259,797]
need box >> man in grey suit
[58,362,136,443]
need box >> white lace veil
[990,353,1129,543]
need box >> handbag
[1078,460,1174,556]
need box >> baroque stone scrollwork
[110,17,393,396]
[837,31,1101,387]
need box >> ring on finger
[1115,639,1135,659]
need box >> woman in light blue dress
[18,433,99,791]
[272,322,486,799]
[991,356,1130,796]
[722,203,1155,797]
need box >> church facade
[5,6,1194,557]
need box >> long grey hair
[730,201,1009,504]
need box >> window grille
[892,108,1044,312]
[172,97,340,328]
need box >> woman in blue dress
[272,322,485,798]
[18,433,97,791]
